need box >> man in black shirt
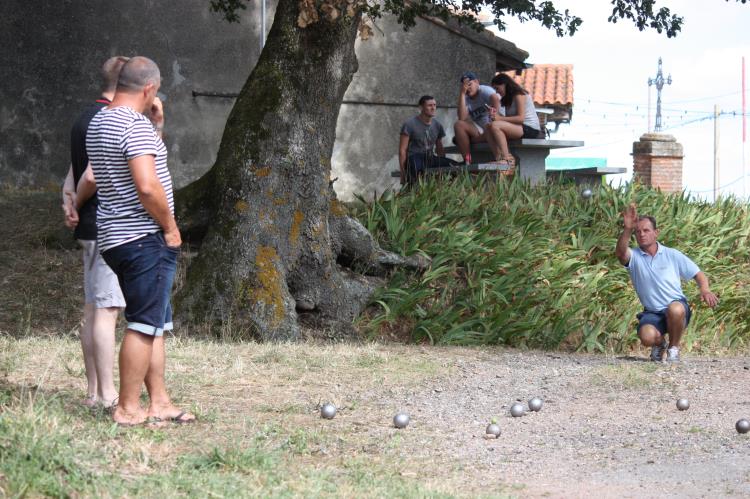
[62,56,129,409]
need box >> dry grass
[0,335,476,497]
[0,190,82,336]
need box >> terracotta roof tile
[504,64,574,107]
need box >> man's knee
[638,325,662,346]
[666,301,686,320]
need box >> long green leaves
[354,176,750,352]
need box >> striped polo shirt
[86,106,173,252]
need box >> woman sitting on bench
[486,73,542,166]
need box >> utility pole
[743,56,747,200]
[714,105,721,202]
[648,58,672,132]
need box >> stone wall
[1,1,522,200]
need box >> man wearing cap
[453,71,501,165]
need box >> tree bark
[175,0,425,340]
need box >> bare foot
[81,395,97,408]
[112,406,148,427]
[147,404,196,424]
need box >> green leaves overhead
[211,1,748,37]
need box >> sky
[486,0,750,201]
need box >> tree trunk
[175,0,426,340]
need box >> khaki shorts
[79,240,125,309]
[472,120,486,135]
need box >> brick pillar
[632,133,683,193]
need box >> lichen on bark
[175,0,428,341]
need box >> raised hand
[623,203,637,231]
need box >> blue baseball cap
[460,71,478,82]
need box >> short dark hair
[418,95,435,106]
[637,215,657,230]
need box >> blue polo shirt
[625,243,700,312]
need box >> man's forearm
[615,228,633,262]
[694,271,711,292]
[75,166,97,209]
[138,185,178,234]
[62,166,75,204]
[457,93,468,121]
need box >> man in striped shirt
[86,56,194,426]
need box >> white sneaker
[650,338,667,362]
[667,346,680,363]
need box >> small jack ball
[320,403,337,419]
[676,398,690,411]
[486,423,501,438]
[393,413,410,429]
[736,419,750,434]
[510,403,525,417]
[581,189,593,199]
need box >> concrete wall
[333,16,498,199]
[0,0,270,189]
[1,2,511,199]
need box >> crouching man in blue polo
[616,203,719,362]
[86,56,195,426]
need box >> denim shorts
[637,298,691,336]
[102,231,179,336]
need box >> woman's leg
[490,121,523,161]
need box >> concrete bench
[444,139,584,185]
[389,161,513,179]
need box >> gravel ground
[359,348,750,498]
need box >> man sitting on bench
[453,71,501,166]
[398,95,450,185]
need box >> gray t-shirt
[464,85,497,126]
[400,116,446,156]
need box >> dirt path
[367,349,750,497]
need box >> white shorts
[79,240,125,309]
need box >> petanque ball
[528,397,543,412]
[486,423,501,438]
[510,403,525,418]
[320,402,337,419]
[736,419,750,434]
[393,413,410,429]
[581,189,593,199]
[676,398,690,411]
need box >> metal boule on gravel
[320,402,337,419]
[676,398,690,411]
[393,413,410,429]
[510,403,525,417]
[581,188,593,199]
[528,397,543,412]
[486,423,501,438]
[736,419,750,434]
